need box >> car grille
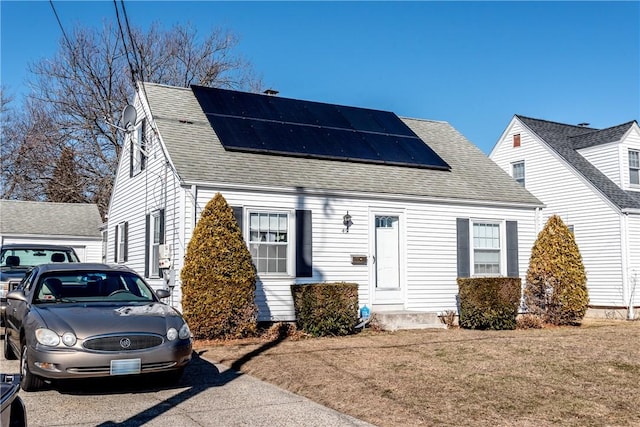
[83,334,164,352]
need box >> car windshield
[34,271,156,304]
[0,248,79,269]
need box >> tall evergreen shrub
[181,193,258,339]
[524,215,589,325]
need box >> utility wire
[49,0,74,53]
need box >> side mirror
[7,290,27,303]
[155,289,171,299]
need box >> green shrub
[291,282,359,336]
[524,215,589,326]
[458,277,521,330]
[181,193,258,339]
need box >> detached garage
[0,200,104,262]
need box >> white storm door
[373,215,402,303]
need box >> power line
[48,0,74,53]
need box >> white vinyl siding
[186,188,538,320]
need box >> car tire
[3,328,17,360]
[20,344,44,392]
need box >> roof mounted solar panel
[191,85,450,170]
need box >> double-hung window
[148,210,164,277]
[512,161,525,187]
[114,222,128,263]
[473,222,501,275]
[249,212,289,274]
[130,119,147,176]
[630,149,639,185]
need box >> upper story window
[130,119,147,177]
[249,212,289,274]
[512,161,525,187]
[630,149,639,185]
[472,222,501,275]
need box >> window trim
[115,222,128,264]
[512,160,525,187]
[629,149,639,186]
[470,221,504,277]
[246,209,294,277]
[146,210,165,278]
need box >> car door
[5,267,38,350]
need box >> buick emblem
[120,338,131,349]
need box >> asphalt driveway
[1,342,373,426]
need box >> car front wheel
[20,344,44,392]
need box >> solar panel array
[191,85,450,170]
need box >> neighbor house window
[630,150,639,185]
[512,161,525,186]
[473,222,501,275]
[249,212,289,274]
[130,119,147,177]
[114,222,128,263]
[147,210,164,278]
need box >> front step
[372,311,448,331]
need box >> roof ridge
[515,115,598,131]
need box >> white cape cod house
[106,82,543,324]
[490,115,640,319]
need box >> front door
[373,215,403,304]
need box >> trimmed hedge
[291,282,359,337]
[458,277,521,330]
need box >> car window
[34,271,157,303]
[20,268,38,293]
[0,248,79,268]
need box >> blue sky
[1,1,638,154]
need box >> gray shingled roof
[0,200,103,238]
[143,83,541,206]
[516,115,640,211]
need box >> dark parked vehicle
[0,374,27,427]
[3,263,192,391]
[1,244,80,325]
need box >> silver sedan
[3,263,192,391]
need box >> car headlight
[35,328,60,346]
[62,332,77,347]
[179,323,191,340]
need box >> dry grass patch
[195,319,640,427]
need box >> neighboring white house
[106,82,543,324]
[0,200,104,262]
[490,115,640,319]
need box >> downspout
[620,212,633,320]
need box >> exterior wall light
[343,211,353,233]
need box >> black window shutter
[296,209,313,278]
[456,218,470,278]
[123,222,129,262]
[159,209,165,244]
[114,226,119,263]
[506,221,519,277]
[144,215,150,277]
[232,206,243,235]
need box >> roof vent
[577,122,590,127]
[263,89,279,96]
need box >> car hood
[34,302,184,338]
